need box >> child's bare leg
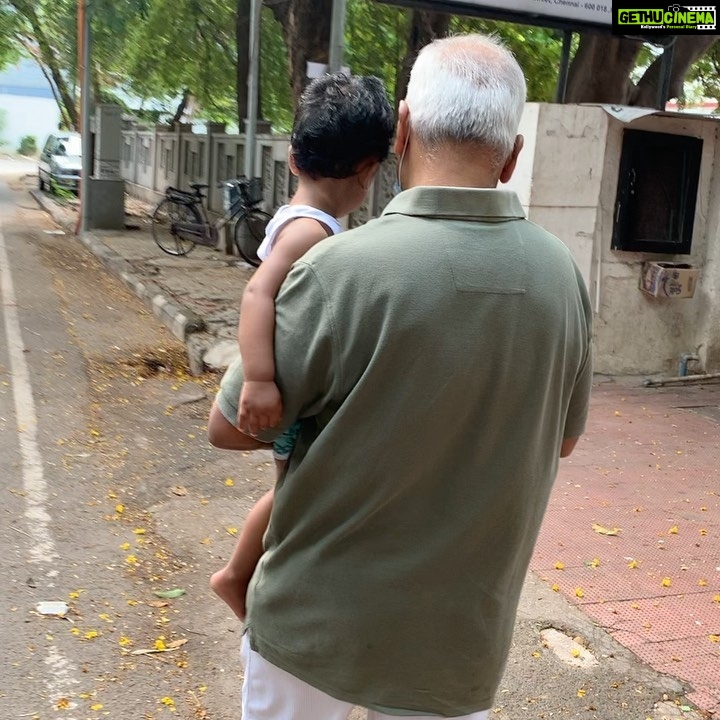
[211,488,274,621]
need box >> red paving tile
[532,381,720,716]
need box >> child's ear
[288,145,300,177]
[356,159,380,190]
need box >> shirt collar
[381,186,525,222]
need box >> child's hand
[238,381,283,436]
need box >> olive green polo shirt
[218,186,592,716]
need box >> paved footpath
[536,380,720,715]
[27,181,720,718]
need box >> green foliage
[18,134,37,155]
[260,7,294,132]
[122,0,236,123]
[345,0,408,103]
[686,43,720,108]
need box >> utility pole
[328,0,348,73]
[243,0,262,179]
[80,0,92,232]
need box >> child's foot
[210,566,249,621]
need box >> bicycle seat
[190,183,209,191]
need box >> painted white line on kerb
[0,222,58,565]
[0,221,80,717]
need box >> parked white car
[38,133,82,193]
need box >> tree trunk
[236,0,250,123]
[565,35,642,104]
[395,10,450,109]
[171,89,192,125]
[270,0,333,109]
[631,37,718,108]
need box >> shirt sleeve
[564,271,593,439]
[564,344,592,439]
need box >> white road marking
[0,220,80,717]
[0,222,57,565]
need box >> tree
[269,0,334,109]
[566,34,718,107]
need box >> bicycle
[151,177,272,266]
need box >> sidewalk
[31,186,720,718]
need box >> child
[210,72,394,620]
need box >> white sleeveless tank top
[256,204,343,262]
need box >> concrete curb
[30,189,209,373]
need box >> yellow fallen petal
[115,504,124,514]
[669,525,678,535]
[226,527,238,536]
[577,688,586,697]
[154,638,167,651]
[575,587,585,598]
[532,651,541,658]
[713,594,720,603]
[592,523,620,536]
[119,636,133,647]
[224,478,234,487]
[55,697,71,710]
[133,528,146,535]
[661,577,672,587]
[125,555,138,565]
[551,584,560,592]
[571,648,581,657]
[699,528,707,536]
[699,579,707,587]
[90,704,103,711]
[120,542,131,551]
[709,635,720,643]
[160,696,175,706]
[84,630,100,640]
[627,559,639,569]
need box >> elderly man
[208,33,592,720]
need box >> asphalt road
[0,159,704,720]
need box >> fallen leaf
[554,561,564,570]
[147,600,170,608]
[133,528,146,535]
[153,588,185,599]
[627,559,639,569]
[592,523,620,536]
[166,638,188,649]
[115,504,124,514]
[171,486,187,497]
[699,579,708,587]
[55,697,71,710]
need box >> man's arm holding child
[238,219,330,436]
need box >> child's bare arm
[210,488,274,621]
[238,219,330,435]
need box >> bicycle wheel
[234,209,272,267]
[152,198,203,256]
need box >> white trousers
[241,635,491,720]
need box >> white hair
[405,34,527,162]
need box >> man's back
[244,186,592,717]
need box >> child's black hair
[291,73,394,180]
